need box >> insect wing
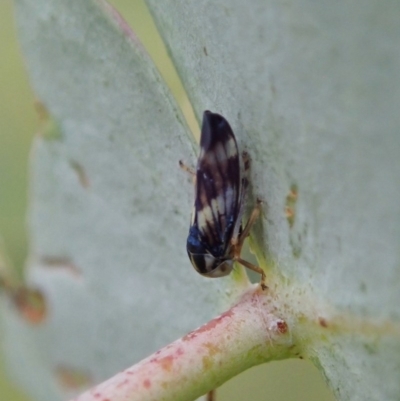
[192,111,241,257]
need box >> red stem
[71,286,292,401]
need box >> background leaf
[2,0,245,399]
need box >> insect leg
[179,160,197,186]
[236,257,267,290]
[231,151,251,241]
[237,199,262,249]
[179,160,196,177]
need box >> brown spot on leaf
[12,286,47,324]
[70,161,90,188]
[55,365,92,390]
[34,99,50,122]
[319,317,328,328]
[143,379,151,389]
[40,256,82,278]
[285,184,298,228]
[33,100,62,140]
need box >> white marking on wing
[197,206,214,231]
[211,198,219,219]
[217,194,225,218]
[224,187,236,216]
[204,254,216,272]
[224,137,238,159]
[215,142,228,165]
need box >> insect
[181,110,266,290]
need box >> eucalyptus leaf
[3,0,400,400]
[2,0,242,399]
[146,1,400,399]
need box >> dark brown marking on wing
[192,111,241,256]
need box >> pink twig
[71,286,292,401]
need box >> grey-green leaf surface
[2,1,239,399]
[146,1,400,400]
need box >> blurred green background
[0,0,335,400]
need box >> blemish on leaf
[143,379,151,389]
[0,251,47,324]
[319,317,328,328]
[70,161,90,188]
[203,46,208,56]
[34,100,62,141]
[285,184,298,228]
[55,365,92,390]
[12,286,47,324]
[34,99,50,122]
[40,256,82,278]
